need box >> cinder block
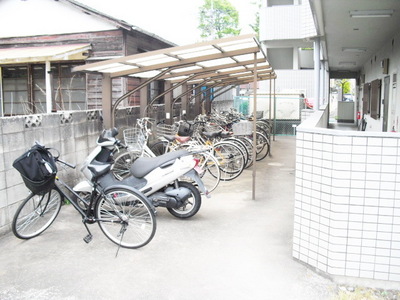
[1,116,25,134]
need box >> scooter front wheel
[167,181,201,219]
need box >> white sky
[79,0,258,45]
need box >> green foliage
[341,79,351,94]
[249,0,261,38]
[198,0,241,40]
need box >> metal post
[252,53,257,200]
[102,73,112,128]
[45,61,52,113]
[314,37,321,110]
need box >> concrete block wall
[0,105,161,236]
[0,110,104,235]
[294,121,400,283]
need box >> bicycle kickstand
[82,220,93,243]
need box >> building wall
[294,108,400,284]
[361,30,400,133]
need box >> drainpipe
[0,67,3,117]
[314,37,320,110]
[45,61,52,113]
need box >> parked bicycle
[12,142,156,249]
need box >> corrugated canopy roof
[0,44,91,64]
[73,34,276,85]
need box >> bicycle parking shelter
[73,34,277,199]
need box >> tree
[249,0,261,38]
[198,0,240,40]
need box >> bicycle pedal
[83,234,93,243]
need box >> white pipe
[314,38,321,110]
[45,61,52,113]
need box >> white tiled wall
[294,129,400,282]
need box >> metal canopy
[73,34,276,128]
[74,34,275,84]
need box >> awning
[73,34,276,201]
[73,34,276,86]
[0,44,91,64]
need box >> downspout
[45,61,52,113]
[313,37,321,110]
[0,67,3,117]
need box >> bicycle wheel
[213,141,245,181]
[192,151,220,193]
[111,150,138,180]
[167,181,202,218]
[235,136,254,168]
[149,140,169,156]
[96,187,156,249]
[225,137,251,169]
[255,132,270,161]
[12,188,63,239]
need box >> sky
[79,0,258,45]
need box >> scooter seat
[131,150,190,178]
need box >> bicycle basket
[13,144,57,195]
[123,127,145,152]
[156,123,177,137]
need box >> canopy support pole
[102,73,112,128]
[45,61,52,114]
[252,52,257,200]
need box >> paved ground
[0,136,338,300]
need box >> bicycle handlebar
[56,158,76,169]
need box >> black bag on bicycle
[177,122,193,136]
[13,144,58,195]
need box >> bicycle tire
[191,152,221,193]
[149,140,169,156]
[12,188,63,239]
[111,150,138,180]
[235,136,254,168]
[225,137,252,169]
[167,181,202,218]
[213,141,245,181]
[255,132,270,161]
[96,187,156,249]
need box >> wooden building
[0,0,174,117]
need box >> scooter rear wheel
[167,181,201,219]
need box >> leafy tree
[198,0,240,40]
[249,0,261,38]
[341,79,351,94]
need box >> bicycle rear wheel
[96,187,156,249]
[12,188,63,239]
[213,141,245,181]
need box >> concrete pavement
[0,136,338,300]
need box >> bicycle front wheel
[96,187,156,249]
[12,188,63,239]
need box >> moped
[73,128,209,219]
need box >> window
[362,83,370,115]
[1,63,86,116]
[370,79,381,120]
[3,66,29,115]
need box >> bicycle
[12,144,157,250]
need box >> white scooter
[73,128,209,219]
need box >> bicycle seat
[131,150,190,178]
[175,135,191,143]
[88,160,112,181]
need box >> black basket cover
[13,144,57,195]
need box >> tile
[353,137,367,146]
[374,272,389,280]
